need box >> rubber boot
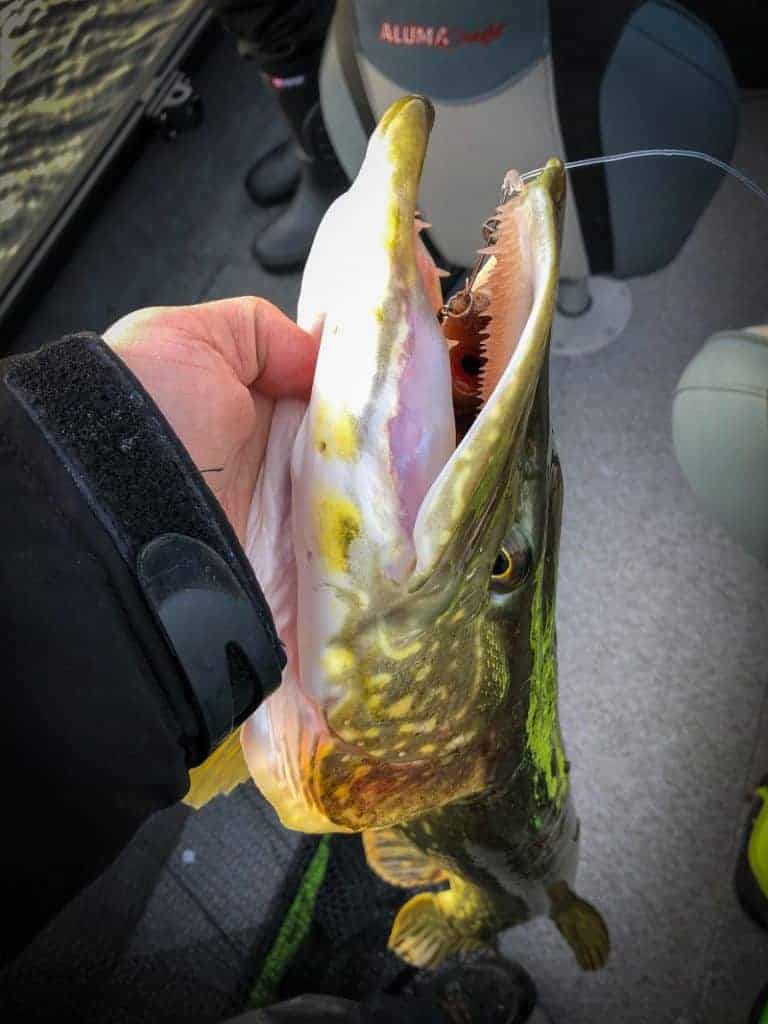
[402,949,545,1024]
[244,139,301,206]
[251,67,349,272]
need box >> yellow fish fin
[184,732,250,810]
[388,890,484,968]
[362,828,448,888]
[389,873,503,968]
[548,881,610,971]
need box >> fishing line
[520,148,768,206]
[440,147,767,326]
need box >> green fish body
[187,95,609,972]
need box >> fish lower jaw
[276,800,353,835]
[241,707,352,834]
[256,765,354,835]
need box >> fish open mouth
[410,157,563,580]
[438,171,536,443]
[237,98,564,833]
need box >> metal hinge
[145,70,203,139]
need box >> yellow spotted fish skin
[187,97,609,973]
[302,139,609,971]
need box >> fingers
[186,296,319,399]
[238,297,320,400]
[105,296,320,400]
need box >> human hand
[104,297,318,545]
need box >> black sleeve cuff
[2,332,285,766]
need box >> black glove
[0,334,284,964]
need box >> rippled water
[0,0,201,275]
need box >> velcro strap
[4,333,285,759]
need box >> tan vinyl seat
[319,1,739,288]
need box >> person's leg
[249,58,349,272]
[229,992,446,1023]
[228,952,545,1023]
[208,0,347,270]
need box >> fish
[186,94,610,972]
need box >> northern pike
[187,95,610,972]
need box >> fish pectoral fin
[388,892,481,968]
[363,828,448,888]
[184,732,250,810]
[389,872,502,969]
[548,881,610,971]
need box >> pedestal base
[552,276,633,356]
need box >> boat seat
[319,0,739,283]
[673,327,768,563]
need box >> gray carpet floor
[501,91,768,1024]
[7,26,768,1024]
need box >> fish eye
[492,550,512,577]
[491,536,531,587]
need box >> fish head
[242,95,566,831]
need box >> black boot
[402,949,544,1024]
[251,64,349,273]
[244,138,301,206]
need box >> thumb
[106,296,320,400]
[198,296,319,400]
